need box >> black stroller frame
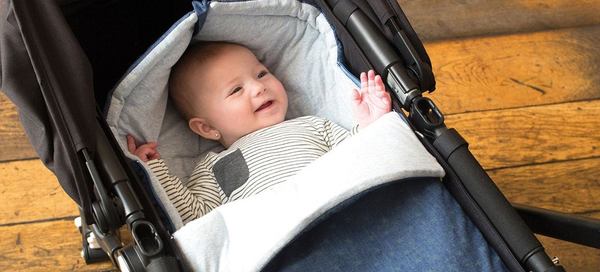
[1,0,599,271]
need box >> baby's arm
[146,159,222,224]
[351,70,392,129]
[127,135,221,224]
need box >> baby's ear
[189,117,220,140]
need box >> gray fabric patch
[213,149,249,197]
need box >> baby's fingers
[368,70,375,92]
[374,74,384,89]
[145,142,159,148]
[360,72,368,92]
[351,88,362,104]
[136,146,157,162]
[374,75,386,96]
[126,135,137,153]
[149,150,161,160]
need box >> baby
[128,42,391,224]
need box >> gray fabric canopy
[0,0,95,205]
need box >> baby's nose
[251,81,266,96]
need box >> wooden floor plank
[487,154,600,272]
[537,235,600,272]
[490,157,600,216]
[446,100,600,170]
[0,220,115,271]
[0,92,37,161]
[0,160,79,225]
[398,0,600,41]
[424,25,600,114]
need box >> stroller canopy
[0,0,190,204]
[0,0,96,204]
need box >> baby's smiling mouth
[255,100,273,112]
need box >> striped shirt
[147,116,353,224]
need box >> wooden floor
[1,0,599,271]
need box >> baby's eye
[257,70,269,78]
[229,86,242,95]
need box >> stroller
[1,0,598,271]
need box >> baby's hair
[168,41,245,120]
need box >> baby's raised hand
[127,134,161,162]
[352,70,392,128]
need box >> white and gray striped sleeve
[312,117,351,149]
[147,158,223,224]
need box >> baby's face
[190,46,288,146]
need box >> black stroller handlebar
[345,9,422,110]
[330,0,422,110]
[325,1,570,271]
